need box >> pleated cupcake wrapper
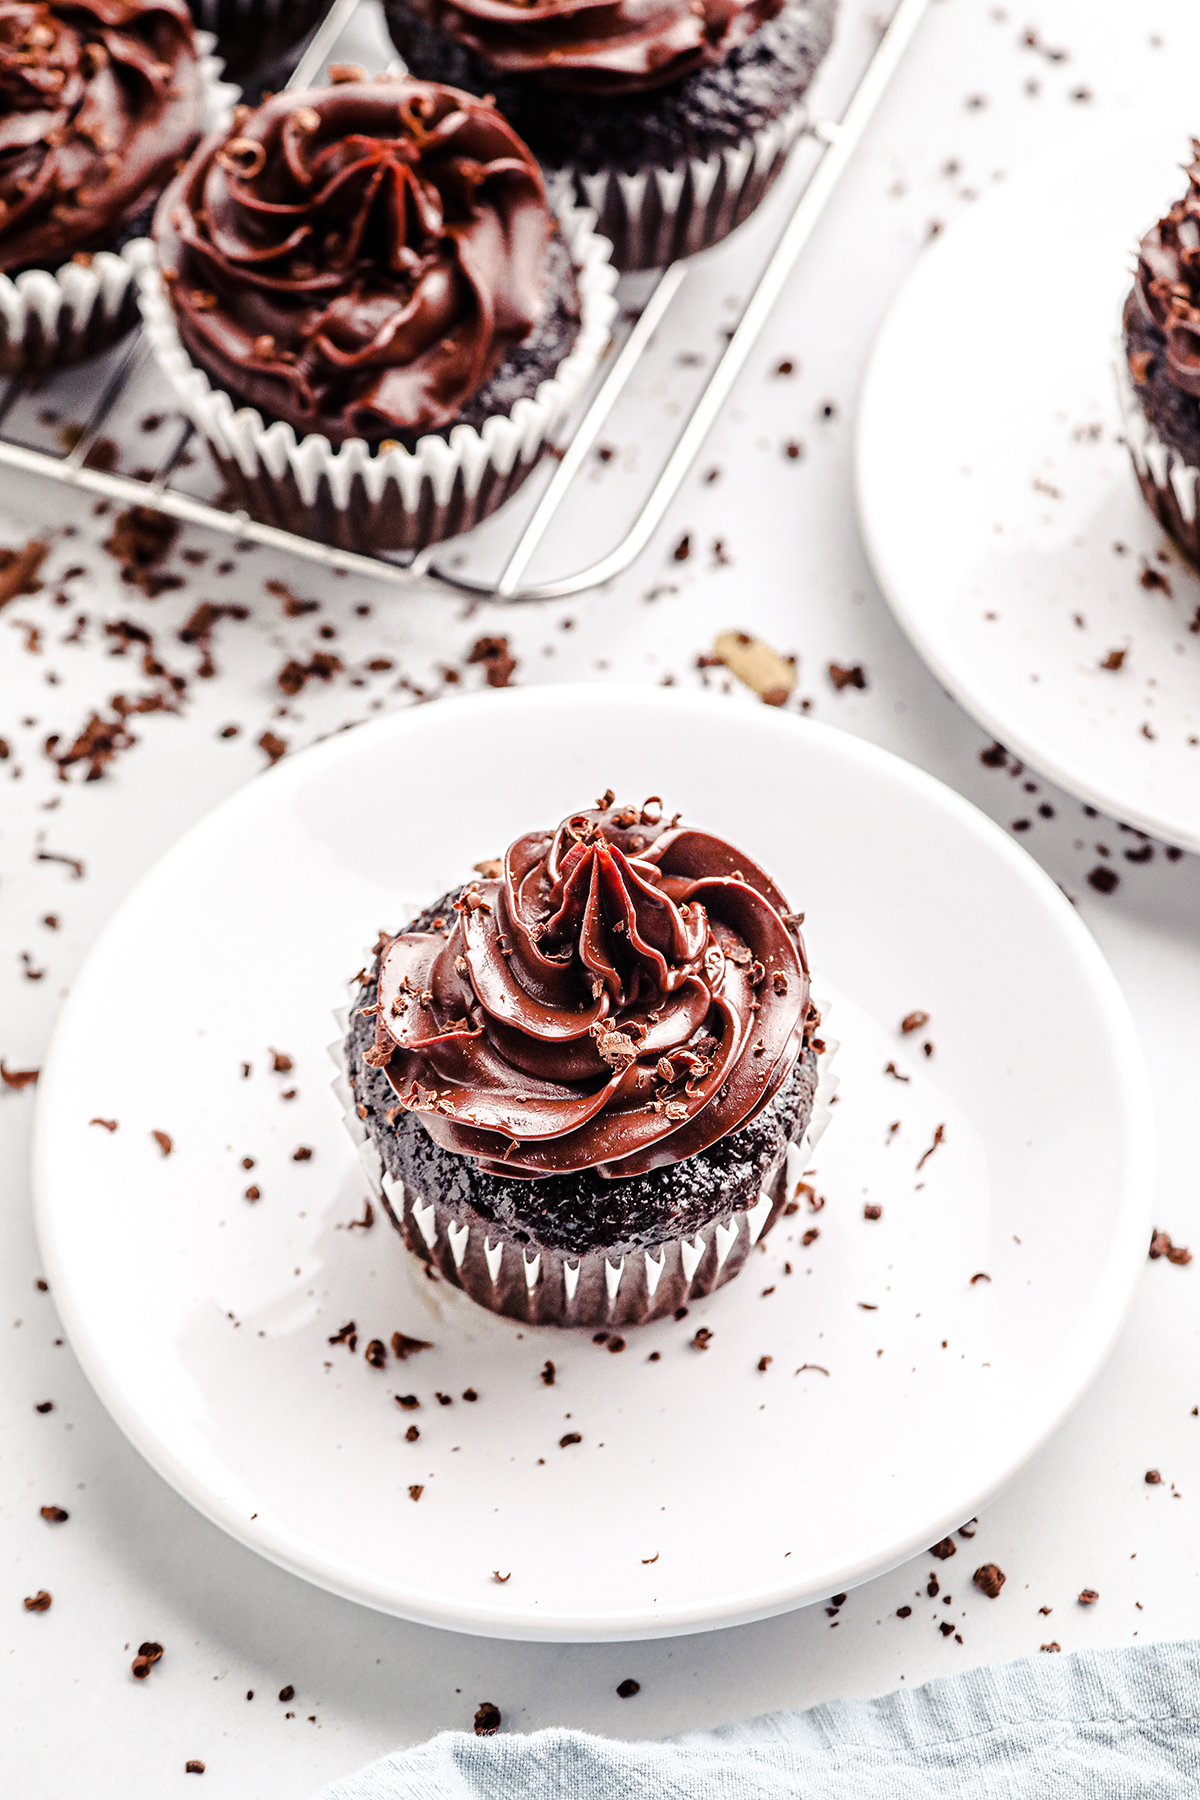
[548,99,808,274]
[0,36,238,378]
[1114,342,1200,562]
[330,995,839,1330]
[132,199,618,552]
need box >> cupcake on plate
[136,74,617,550]
[340,795,832,1328]
[382,0,837,270]
[1118,141,1200,563]
[0,0,232,373]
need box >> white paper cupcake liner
[132,198,618,552]
[331,994,838,1330]
[549,99,808,274]
[0,35,238,378]
[1114,342,1200,562]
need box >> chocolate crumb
[258,730,287,766]
[929,1537,957,1560]
[901,1011,930,1034]
[103,509,177,591]
[408,1485,423,1502]
[1040,1642,1061,1653]
[364,1339,387,1369]
[474,1702,501,1736]
[1149,1230,1191,1265]
[1100,648,1126,671]
[292,1146,313,1162]
[864,1204,882,1220]
[391,1332,433,1360]
[185,1761,205,1774]
[23,1590,52,1611]
[0,539,49,609]
[462,1388,478,1402]
[607,1337,625,1354]
[39,1506,68,1522]
[801,1228,820,1247]
[34,1401,53,1414]
[132,1641,164,1678]
[405,1425,419,1442]
[616,1679,640,1698]
[884,1062,910,1082]
[691,1328,713,1351]
[541,1361,556,1386]
[897,1605,912,1618]
[466,636,517,688]
[151,1130,173,1157]
[492,1571,510,1583]
[1087,865,1119,895]
[559,1432,582,1447]
[828,662,867,691]
[396,1395,419,1410]
[757,1355,772,1372]
[243,1186,260,1201]
[672,533,691,561]
[1145,1469,1162,1484]
[1078,1588,1099,1605]
[973,1563,1006,1598]
[0,1060,39,1090]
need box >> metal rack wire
[0,0,930,602]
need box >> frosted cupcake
[1119,141,1200,562]
[382,0,837,270]
[0,0,228,373]
[343,795,828,1327]
[137,75,616,549]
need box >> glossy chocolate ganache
[399,0,785,96]
[360,796,815,1180]
[154,78,559,445]
[0,0,202,273]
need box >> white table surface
[3,1,1200,1792]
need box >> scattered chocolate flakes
[292,1146,313,1162]
[1140,565,1171,595]
[467,636,517,688]
[672,533,691,562]
[463,1388,478,1402]
[179,602,249,677]
[328,1321,357,1351]
[559,1432,582,1447]
[1100,648,1126,671]
[276,651,343,696]
[364,1339,387,1369]
[492,1570,510,1583]
[0,1060,38,1090]
[607,1337,625,1354]
[132,1641,164,1679]
[1087,865,1120,895]
[103,509,178,591]
[864,1204,882,1220]
[897,1605,912,1618]
[1145,1469,1162,1485]
[392,1332,433,1360]
[39,1506,68,1522]
[34,1401,53,1413]
[929,1537,957,1560]
[23,1590,52,1612]
[616,1679,640,1698]
[828,662,867,691]
[1149,1230,1191,1266]
[541,1361,556,1386]
[0,539,48,609]
[405,1425,420,1442]
[243,1186,260,1202]
[884,1061,910,1082]
[711,629,796,706]
[278,1685,294,1703]
[50,709,136,781]
[266,578,319,618]
[185,1760,205,1774]
[408,1484,423,1502]
[901,1011,930,1034]
[970,1271,992,1285]
[258,730,288,766]
[1078,1589,1099,1605]
[973,1563,1006,1598]
[916,1124,946,1171]
[151,1130,173,1157]
[691,1328,713,1351]
[474,1703,501,1736]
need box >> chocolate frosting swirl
[363,797,812,1179]
[1130,142,1200,399]
[0,0,201,274]
[402,0,784,96]
[153,79,554,445]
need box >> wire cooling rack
[0,0,930,601]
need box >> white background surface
[3,0,1200,1793]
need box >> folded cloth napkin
[313,1640,1200,1798]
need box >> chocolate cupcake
[184,0,327,99]
[0,0,232,373]
[135,76,616,549]
[1118,142,1200,563]
[340,796,832,1328]
[382,0,837,270]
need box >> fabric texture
[313,1639,1200,1798]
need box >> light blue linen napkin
[313,1640,1200,1798]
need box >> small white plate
[857,125,1200,851]
[33,686,1151,1641]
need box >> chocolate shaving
[391,1331,433,1360]
[466,636,517,688]
[0,539,48,609]
[1,1060,38,1090]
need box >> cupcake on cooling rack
[339,795,833,1328]
[136,73,616,550]
[1118,140,1200,563]
[0,0,233,373]
[382,0,837,269]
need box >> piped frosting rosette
[134,77,617,550]
[0,0,237,372]
[337,798,835,1327]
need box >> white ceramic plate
[857,125,1200,852]
[33,686,1152,1641]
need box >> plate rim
[31,684,1156,1640]
[855,121,1200,855]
